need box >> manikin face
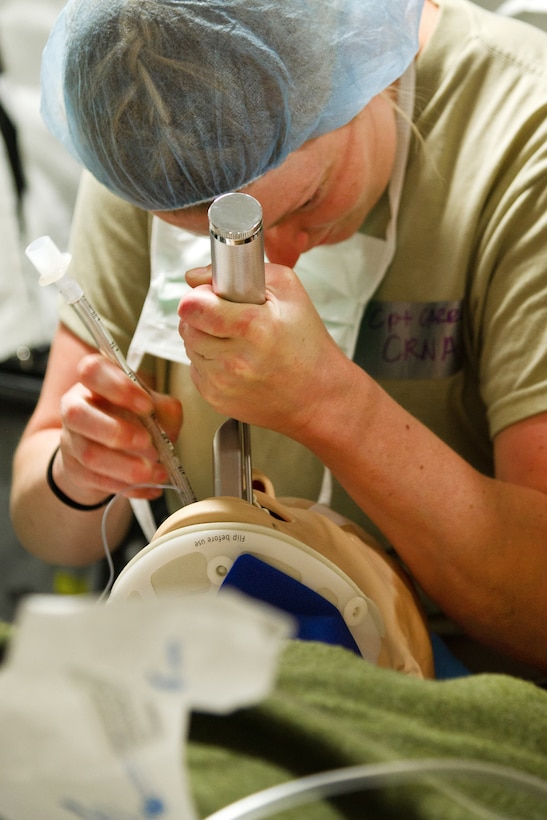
[155,94,397,268]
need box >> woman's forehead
[155,140,325,232]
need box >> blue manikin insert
[220,553,361,655]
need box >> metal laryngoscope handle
[208,193,266,503]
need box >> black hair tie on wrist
[47,446,114,511]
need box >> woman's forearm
[10,429,134,566]
[297,362,547,668]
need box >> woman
[10,0,547,672]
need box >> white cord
[204,758,547,820]
[98,483,178,602]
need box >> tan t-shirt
[62,0,547,535]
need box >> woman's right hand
[53,351,183,504]
[11,324,184,563]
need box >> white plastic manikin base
[109,492,435,678]
[110,513,383,665]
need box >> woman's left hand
[178,262,346,438]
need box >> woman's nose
[264,224,309,268]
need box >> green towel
[2,621,545,817]
[188,641,547,819]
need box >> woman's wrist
[46,446,114,511]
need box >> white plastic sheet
[0,592,293,820]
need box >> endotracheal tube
[25,235,196,507]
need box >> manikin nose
[264,225,309,269]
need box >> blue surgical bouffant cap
[41,0,424,211]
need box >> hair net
[41,0,424,211]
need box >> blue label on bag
[355,300,464,380]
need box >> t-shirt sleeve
[476,159,547,437]
[59,171,153,361]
